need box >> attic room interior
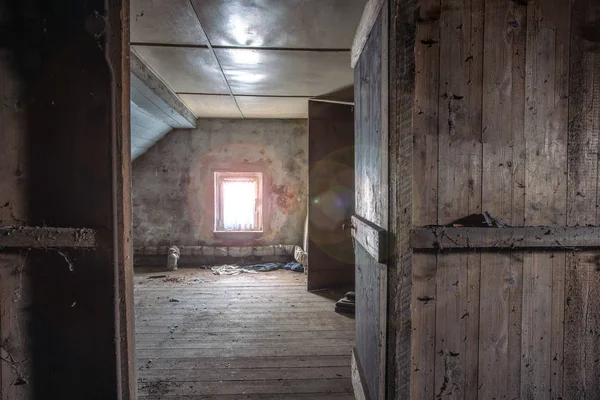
[129,1,360,398]
[1,0,599,399]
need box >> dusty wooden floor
[135,268,355,399]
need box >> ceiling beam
[131,42,351,52]
[130,50,197,128]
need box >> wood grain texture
[433,2,484,393]
[501,251,523,400]
[413,0,439,228]
[398,0,600,398]
[479,3,527,396]
[107,1,137,397]
[353,6,388,400]
[436,0,483,226]
[410,253,436,399]
[355,244,384,400]
[351,348,370,400]
[521,2,571,398]
[351,0,385,68]
[351,215,387,262]
[388,0,416,397]
[135,269,354,399]
[355,12,383,229]
[410,6,440,395]
[523,0,570,227]
[564,1,600,398]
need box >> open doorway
[129,0,363,398]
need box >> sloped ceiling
[130,0,364,123]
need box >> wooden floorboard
[135,268,355,399]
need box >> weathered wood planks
[351,0,386,69]
[353,4,389,400]
[406,0,600,398]
[563,1,600,398]
[135,269,355,398]
[433,1,484,398]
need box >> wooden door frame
[106,0,137,398]
[351,0,391,398]
[387,0,416,399]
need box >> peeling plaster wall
[132,119,308,248]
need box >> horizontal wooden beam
[351,215,388,262]
[0,227,97,248]
[309,98,354,106]
[130,50,196,129]
[411,226,600,250]
[131,42,350,52]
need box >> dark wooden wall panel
[410,0,439,396]
[409,0,600,398]
[307,101,355,290]
[0,43,31,400]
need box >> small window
[214,172,263,232]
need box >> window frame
[213,171,264,233]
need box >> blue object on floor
[281,261,304,272]
[245,262,304,273]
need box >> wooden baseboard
[351,347,371,400]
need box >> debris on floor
[148,274,167,279]
[169,298,180,302]
[167,245,180,271]
[335,291,355,314]
[163,276,184,283]
[211,261,304,275]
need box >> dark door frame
[107,0,136,397]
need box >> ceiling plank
[180,94,242,118]
[133,45,230,94]
[131,51,197,128]
[236,96,310,119]
[190,0,365,49]
[215,49,354,97]
[131,0,208,45]
[130,42,351,52]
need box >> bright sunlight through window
[214,172,263,232]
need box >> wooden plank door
[307,100,356,290]
[352,2,389,399]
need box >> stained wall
[132,119,308,248]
